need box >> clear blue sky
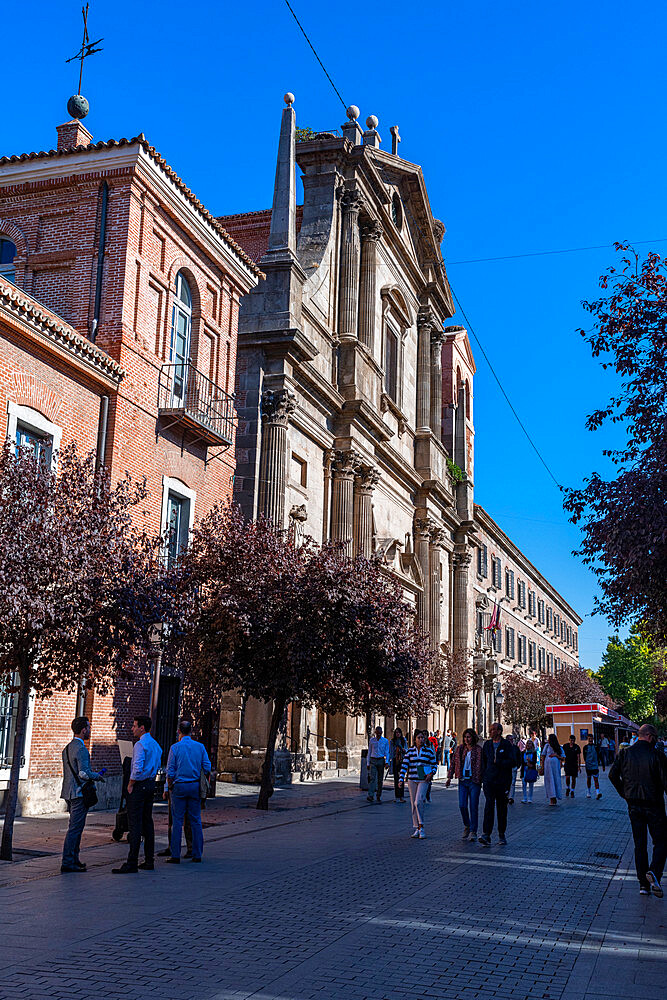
[4,1,665,671]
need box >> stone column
[452,548,472,653]
[257,387,296,529]
[430,328,445,441]
[414,517,433,639]
[331,450,360,556]
[416,307,435,433]
[353,466,380,558]
[358,220,382,352]
[429,526,446,653]
[338,191,362,339]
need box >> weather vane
[65,3,103,120]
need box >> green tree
[596,626,655,720]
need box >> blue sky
[4,1,665,671]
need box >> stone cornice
[0,278,124,386]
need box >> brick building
[0,117,259,813]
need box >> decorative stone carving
[257,387,296,529]
[360,219,383,243]
[289,503,308,522]
[261,387,297,425]
[353,464,380,558]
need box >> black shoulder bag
[66,745,98,809]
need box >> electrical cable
[282,0,348,112]
[447,237,667,266]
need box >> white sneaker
[418,829,426,839]
[521,799,527,804]
[411,829,420,838]
[586,790,591,798]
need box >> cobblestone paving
[1,772,665,1000]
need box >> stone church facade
[219,99,480,777]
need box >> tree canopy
[563,246,667,645]
[594,626,657,722]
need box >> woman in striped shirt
[400,731,438,838]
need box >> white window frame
[160,476,196,564]
[0,689,36,786]
[6,402,62,470]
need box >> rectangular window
[518,635,527,665]
[505,568,515,599]
[554,613,560,637]
[573,632,578,652]
[493,628,503,655]
[537,599,545,624]
[547,652,553,674]
[528,641,535,669]
[555,656,561,673]
[546,607,553,631]
[518,581,526,609]
[506,627,515,659]
[291,453,307,488]
[167,492,190,568]
[0,673,27,767]
[16,422,53,467]
[477,543,488,578]
[384,326,399,404]
[491,556,502,589]
[538,647,545,671]
[528,590,536,617]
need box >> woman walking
[389,727,408,803]
[542,734,564,805]
[400,731,437,839]
[520,740,539,803]
[445,728,483,841]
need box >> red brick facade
[0,124,259,812]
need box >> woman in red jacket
[445,728,483,841]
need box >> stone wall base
[1,775,123,817]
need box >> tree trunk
[256,694,287,811]
[0,665,31,862]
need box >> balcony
[158,361,235,447]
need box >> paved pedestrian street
[0,772,665,1000]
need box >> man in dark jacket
[479,722,515,847]
[609,724,667,897]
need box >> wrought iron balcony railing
[158,361,235,447]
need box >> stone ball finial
[67,94,89,120]
[346,105,360,121]
[366,115,379,130]
[284,92,295,106]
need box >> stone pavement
[0,771,665,1000]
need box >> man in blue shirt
[113,715,162,874]
[166,720,211,863]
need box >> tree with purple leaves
[0,444,178,861]
[174,506,433,810]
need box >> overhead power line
[282,0,348,112]
[447,236,667,265]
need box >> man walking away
[479,723,514,847]
[60,717,106,873]
[367,726,390,803]
[583,734,602,799]
[609,724,667,897]
[166,720,211,863]
[563,735,582,797]
[113,716,162,874]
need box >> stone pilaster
[358,220,382,352]
[417,307,435,433]
[353,466,380,558]
[331,449,361,556]
[257,387,296,529]
[430,327,445,441]
[338,191,362,339]
[429,526,446,652]
[414,517,434,639]
[452,548,472,653]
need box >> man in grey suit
[60,716,105,874]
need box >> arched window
[169,271,192,405]
[0,237,17,283]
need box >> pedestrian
[112,715,162,874]
[563,734,582,798]
[389,727,408,803]
[542,734,564,805]
[479,722,514,847]
[529,729,542,767]
[609,724,667,897]
[400,730,437,839]
[435,729,444,764]
[166,719,212,863]
[366,725,390,803]
[507,734,520,804]
[600,735,610,771]
[520,740,539,803]
[445,727,483,841]
[583,734,602,799]
[60,716,106,874]
[444,729,453,769]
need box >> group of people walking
[60,715,211,874]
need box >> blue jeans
[62,797,88,867]
[170,781,203,859]
[458,778,481,833]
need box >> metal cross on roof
[66,3,103,95]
